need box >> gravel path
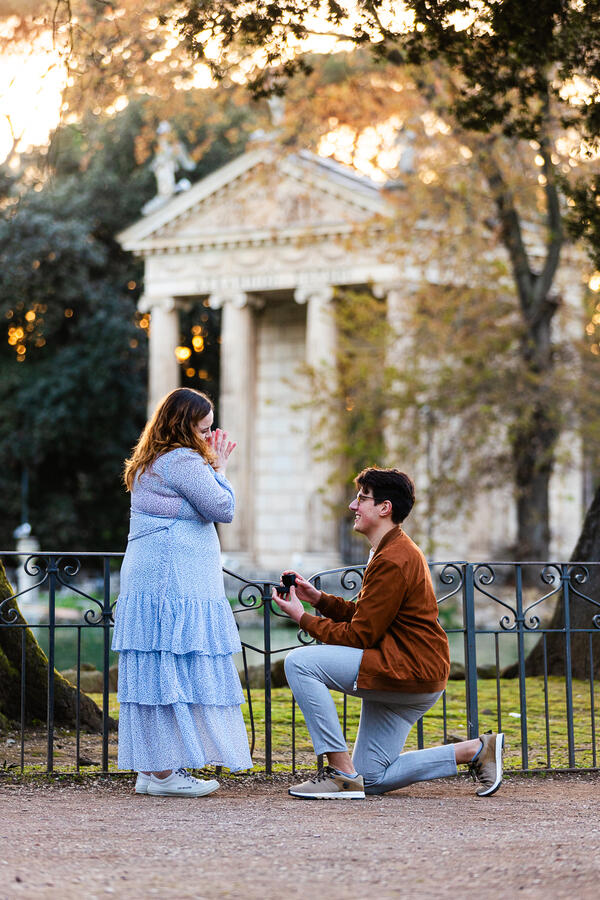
[1,773,600,899]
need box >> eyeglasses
[355,492,380,506]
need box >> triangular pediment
[118,148,388,252]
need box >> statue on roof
[143,121,196,215]
[398,128,416,175]
[266,95,286,128]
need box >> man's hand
[280,571,321,607]
[271,585,306,624]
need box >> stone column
[375,283,433,549]
[374,284,408,461]
[295,285,341,568]
[139,296,180,416]
[209,292,256,561]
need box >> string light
[175,346,192,362]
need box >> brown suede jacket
[299,526,450,692]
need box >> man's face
[349,486,381,536]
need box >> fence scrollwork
[3,551,600,776]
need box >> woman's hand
[271,585,306,624]
[209,429,237,473]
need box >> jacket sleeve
[299,558,405,648]
[165,450,235,523]
[315,591,356,622]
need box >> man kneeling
[272,467,503,800]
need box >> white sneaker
[147,769,220,797]
[135,773,150,794]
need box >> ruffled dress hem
[117,699,253,772]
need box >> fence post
[313,575,324,772]
[101,557,112,772]
[515,565,529,770]
[263,583,272,775]
[20,628,26,772]
[463,564,479,739]
[561,564,576,768]
[46,555,57,773]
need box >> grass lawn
[88,675,600,773]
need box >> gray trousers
[284,644,457,794]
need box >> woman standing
[112,388,252,796]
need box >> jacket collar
[371,524,404,560]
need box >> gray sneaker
[134,773,150,794]
[289,766,365,800]
[469,733,504,797]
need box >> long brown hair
[124,388,216,491]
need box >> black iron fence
[1,551,600,776]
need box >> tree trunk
[0,560,113,732]
[512,399,558,561]
[506,483,600,678]
[478,136,562,563]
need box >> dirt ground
[1,773,599,900]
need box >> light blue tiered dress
[112,448,252,773]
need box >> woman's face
[196,409,214,441]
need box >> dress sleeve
[165,450,235,523]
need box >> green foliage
[566,176,600,271]
[173,2,600,139]
[278,48,596,556]
[0,106,154,548]
[170,0,600,270]
[0,83,269,548]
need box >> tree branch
[532,135,563,309]
[362,1,392,40]
[0,111,23,170]
[476,138,533,313]
[293,28,363,42]
[52,0,74,56]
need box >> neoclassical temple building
[118,142,585,575]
